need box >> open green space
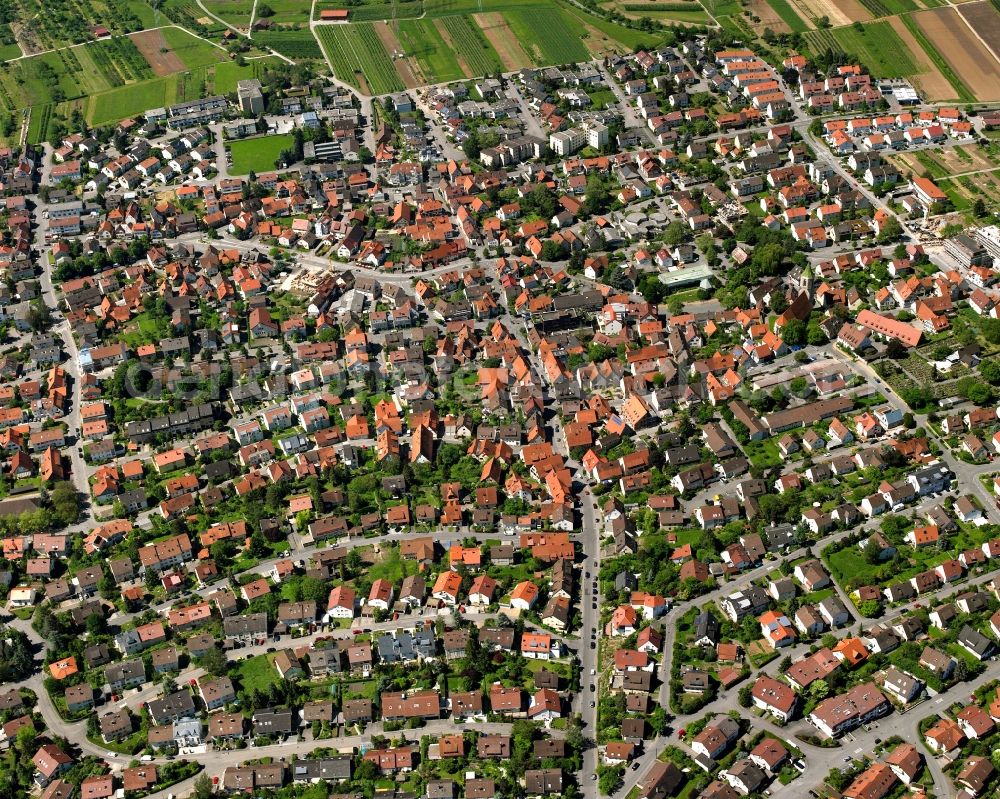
[803,22,920,78]
[321,0,425,22]
[160,26,229,68]
[765,0,810,32]
[856,0,917,16]
[507,6,589,64]
[202,0,255,25]
[440,15,503,76]
[398,19,466,82]
[213,58,277,92]
[255,29,323,59]
[233,653,281,692]
[228,133,296,174]
[316,22,404,94]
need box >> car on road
[106,752,115,759]
[590,701,595,707]
[590,684,595,692]
[590,642,596,650]
[590,668,596,675]
[632,762,641,771]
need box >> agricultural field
[612,2,711,25]
[159,25,229,69]
[765,0,811,30]
[474,12,535,70]
[254,29,324,59]
[912,6,1000,100]
[314,0,650,93]
[228,133,296,174]
[0,34,158,113]
[507,6,590,64]
[202,0,255,26]
[316,23,405,94]
[440,15,503,76]
[315,0,424,20]
[397,18,466,83]
[956,1,1000,63]
[249,0,313,24]
[883,14,955,101]
[854,0,916,15]
[803,21,918,78]
[6,0,162,54]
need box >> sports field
[228,133,297,175]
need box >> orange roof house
[49,656,78,680]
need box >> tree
[858,599,881,618]
[885,339,906,359]
[198,646,229,676]
[807,322,828,346]
[0,629,33,681]
[862,537,882,564]
[194,773,214,799]
[738,685,752,707]
[664,221,687,248]
[781,318,807,346]
[50,482,80,526]
[876,217,903,243]
[973,198,987,218]
[27,300,52,332]
[981,359,1000,385]
[810,679,829,699]
[954,658,969,682]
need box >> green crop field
[161,26,229,69]
[323,0,424,21]
[251,0,313,23]
[398,19,465,82]
[857,0,917,16]
[441,15,502,76]
[203,0,254,25]
[802,28,837,55]
[827,22,918,78]
[228,133,296,174]
[699,0,741,15]
[255,29,323,59]
[89,78,174,123]
[561,2,662,49]
[315,25,361,89]
[508,6,589,64]
[316,23,403,94]
[0,34,159,114]
[766,0,809,32]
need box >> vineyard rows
[256,29,323,59]
[441,15,501,77]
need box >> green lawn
[827,546,880,586]
[233,653,280,692]
[228,133,296,175]
[213,58,277,92]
